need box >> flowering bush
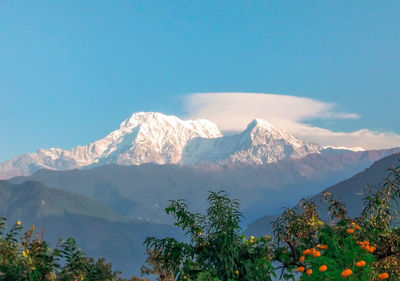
[271,165,400,281]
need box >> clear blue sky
[1,1,399,161]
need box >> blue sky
[1,1,399,161]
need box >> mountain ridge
[9,147,400,224]
[1,112,374,179]
[245,152,400,237]
[0,180,182,278]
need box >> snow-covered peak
[1,113,367,179]
[246,118,276,131]
[0,112,223,178]
[121,112,178,128]
[120,112,221,136]
[181,118,322,165]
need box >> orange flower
[297,266,305,272]
[319,265,327,272]
[347,228,354,234]
[341,269,353,277]
[299,256,305,262]
[306,269,312,275]
[378,273,389,280]
[355,260,366,267]
[320,244,328,250]
[235,270,239,275]
[316,244,328,250]
[303,249,312,255]
[313,251,321,257]
[368,246,376,253]
[354,224,361,230]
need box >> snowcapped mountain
[0,112,222,178]
[181,118,322,165]
[1,112,370,179]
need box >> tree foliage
[0,219,128,281]
[145,191,275,281]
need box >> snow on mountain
[322,146,365,152]
[2,112,372,179]
[0,112,222,179]
[180,118,322,165]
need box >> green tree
[145,191,275,281]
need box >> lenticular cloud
[183,92,400,150]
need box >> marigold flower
[378,273,389,280]
[347,228,354,234]
[368,246,376,253]
[313,251,321,257]
[235,270,239,275]
[299,256,305,262]
[317,244,328,250]
[297,266,305,272]
[358,240,370,247]
[319,265,327,272]
[354,224,361,230]
[306,269,312,275]
[355,260,366,267]
[341,269,353,277]
[303,249,312,255]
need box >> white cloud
[183,92,400,150]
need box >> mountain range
[9,147,400,224]
[0,112,363,179]
[2,111,400,278]
[245,152,400,237]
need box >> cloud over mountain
[183,92,400,150]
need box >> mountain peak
[121,112,176,128]
[0,112,224,178]
[246,118,276,131]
